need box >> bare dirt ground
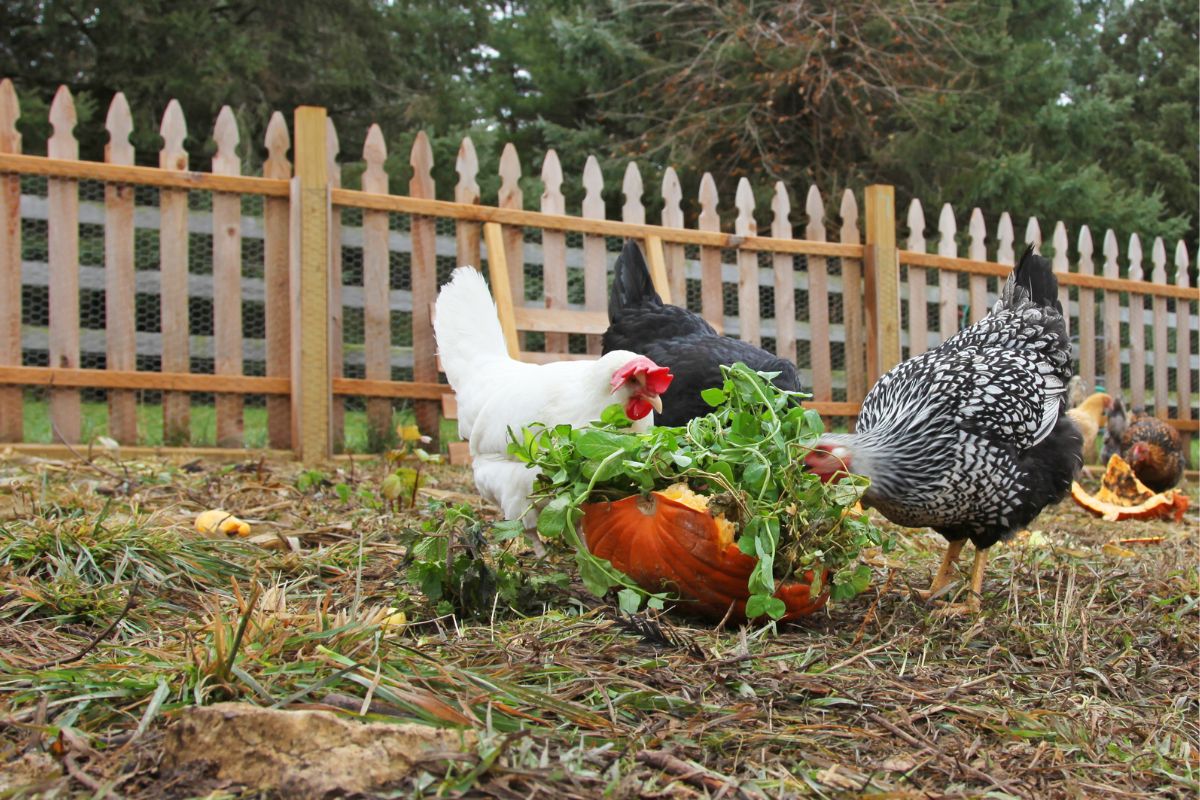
[0,450,1196,799]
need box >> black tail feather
[608,239,660,323]
[1011,244,1061,313]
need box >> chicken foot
[934,547,989,616]
[914,539,965,602]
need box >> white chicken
[434,266,673,524]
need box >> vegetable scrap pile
[512,363,892,619]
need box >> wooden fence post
[864,184,900,381]
[0,79,22,442]
[409,131,439,444]
[104,92,137,445]
[289,106,331,462]
[263,111,293,450]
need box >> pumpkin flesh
[582,492,828,622]
[1071,454,1189,522]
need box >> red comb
[610,356,673,394]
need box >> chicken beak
[647,394,663,414]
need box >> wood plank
[581,156,607,354]
[936,204,959,343]
[212,107,244,447]
[805,186,831,401]
[0,443,295,461]
[291,106,331,462]
[0,365,289,394]
[839,190,866,407]
[498,144,525,349]
[447,440,471,465]
[1102,231,1122,392]
[1150,238,1169,419]
[770,182,796,365]
[644,235,672,305]
[1076,226,1096,392]
[47,86,81,443]
[441,392,457,419]
[1126,235,1146,409]
[698,173,724,333]
[0,79,23,441]
[361,124,391,446]
[864,186,900,380]
[264,112,292,450]
[1175,243,1193,460]
[159,100,191,444]
[904,199,928,357]
[483,222,520,359]
[409,131,440,445]
[967,209,988,324]
[540,150,568,353]
[104,93,137,445]
[0,152,288,195]
[327,117,344,453]
[661,168,686,305]
[332,378,446,399]
[734,179,760,346]
[454,137,481,270]
[513,307,609,335]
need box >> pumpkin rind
[582,492,829,622]
[1071,455,1189,522]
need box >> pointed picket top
[1024,216,1042,250]
[1127,233,1143,281]
[409,130,434,198]
[621,162,644,224]
[661,167,683,228]
[362,123,387,193]
[1175,241,1190,287]
[104,92,133,165]
[582,155,604,218]
[905,198,926,251]
[698,172,719,231]
[936,203,956,257]
[1077,225,1094,275]
[0,78,19,153]
[996,212,1015,265]
[1102,229,1119,279]
[540,149,564,215]
[968,208,986,261]
[1150,237,1167,285]
[498,142,521,206]
[839,189,859,244]
[262,111,290,179]
[730,178,753,236]
[454,136,478,203]
[212,105,240,176]
[771,182,791,239]
[325,118,340,188]
[159,99,187,170]
[48,85,77,159]
[1051,221,1069,274]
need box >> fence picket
[770,182,796,364]
[409,131,439,441]
[1025,217,1042,249]
[1052,221,1070,345]
[839,189,865,405]
[325,117,343,451]
[541,150,568,353]
[361,124,391,444]
[104,92,137,444]
[1150,238,1169,419]
[967,208,987,323]
[1127,234,1145,409]
[622,162,644,225]
[805,185,831,400]
[698,173,723,333]
[661,168,685,304]
[0,79,19,440]
[263,112,292,449]
[212,106,244,447]
[735,179,760,346]
[581,155,606,353]
[454,137,481,270]
[498,144,524,322]
[48,86,81,443]
[159,100,190,444]
[1102,230,1121,392]
[1077,226,1096,392]
[937,203,958,341]
[905,199,927,356]
[1174,242,1193,456]
[996,213,1015,266]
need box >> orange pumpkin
[581,491,829,623]
[1071,454,1190,522]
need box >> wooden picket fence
[0,82,1195,463]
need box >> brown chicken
[1066,392,1113,465]
[1117,411,1185,493]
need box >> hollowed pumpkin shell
[1071,454,1189,522]
[581,492,829,623]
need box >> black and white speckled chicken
[805,247,1082,614]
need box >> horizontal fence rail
[0,80,1195,464]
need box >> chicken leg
[935,547,989,616]
[915,539,965,602]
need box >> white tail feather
[433,267,511,391]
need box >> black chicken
[805,247,1082,615]
[601,240,801,426]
